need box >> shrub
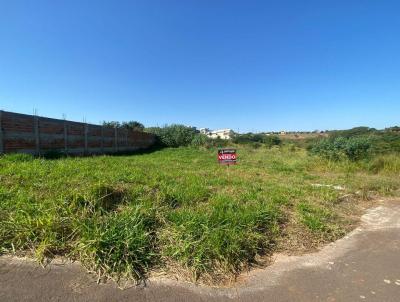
[146,125,198,147]
[328,126,376,139]
[232,133,262,144]
[310,136,371,161]
[103,120,145,131]
[343,137,371,161]
[310,139,342,161]
[263,135,281,147]
[211,137,230,148]
[191,134,211,148]
[232,133,281,147]
[251,142,262,149]
[121,121,145,131]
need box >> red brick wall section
[0,110,156,155]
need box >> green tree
[146,125,198,147]
[122,121,145,131]
[310,137,371,161]
[102,120,145,131]
[102,121,121,128]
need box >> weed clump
[160,196,282,281]
[0,195,72,261]
[297,202,344,241]
[74,204,158,281]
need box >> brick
[1,111,155,155]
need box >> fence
[0,110,156,155]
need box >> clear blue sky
[1,1,399,132]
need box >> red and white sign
[218,148,237,165]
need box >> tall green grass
[367,154,400,174]
[160,195,282,280]
[0,147,399,282]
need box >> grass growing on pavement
[0,147,399,283]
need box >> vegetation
[145,124,198,147]
[310,136,372,161]
[102,120,145,131]
[327,126,400,152]
[232,133,281,147]
[144,125,283,149]
[1,144,399,283]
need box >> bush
[191,134,211,148]
[121,121,145,131]
[251,142,262,149]
[263,135,281,147]
[326,126,400,155]
[309,139,342,161]
[211,137,231,148]
[146,125,198,147]
[232,133,262,144]
[310,136,371,161]
[344,137,372,161]
[232,133,281,147]
[328,126,376,139]
[103,120,145,131]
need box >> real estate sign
[218,148,237,165]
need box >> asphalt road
[1,200,399,302]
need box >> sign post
[218,148,237,166]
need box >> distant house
[199,128,234,140]
[199,128,211,135]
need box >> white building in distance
[199,128,234,140]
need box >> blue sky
[1,1,399,132]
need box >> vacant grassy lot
[0,147,399,283]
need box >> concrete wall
[0,110,156,155]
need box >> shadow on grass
[43,145,165,159]
[0,145,165,161]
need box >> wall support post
[101,126,104,153]
[34,115,40,155]
[64,120,68,154]
[84,123,88,155]
[0,110,4,154]
[114,127,118,153]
